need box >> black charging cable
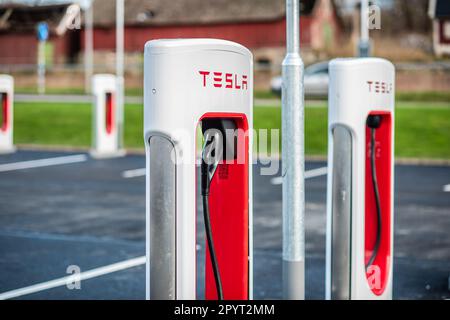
[201,130,224,300]
[366,115,382,270]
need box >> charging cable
[201,129,224,300]
[366,115,382,270]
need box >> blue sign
[37,22,49,42]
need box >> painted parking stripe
[443,184,450,192]
[0,256,146,300]
[0,154,88,173]
[270,166,328,185]
[122,168,146,179]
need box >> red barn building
[0,3,81,66]
[0,0,342,67]
[87,0,342,66]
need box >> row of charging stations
[0,75,15,154]
[0,73,122,158]
[144,40,395,300]
[0,73,121,158]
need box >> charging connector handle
[366,115,382,270]
[201,130,224,300]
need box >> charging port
[199,115,250,300]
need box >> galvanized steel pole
[37,40,46,95]
[116,0,125,150]
[359,0,371,57]
[84,1,93,94]
[282,0,305,300]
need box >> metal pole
[282,0,305,300]
[116,0,125,150]
[37,40,46,95]
[84,1,94,94]
[358,0,370,57]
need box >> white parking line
[0,256,146,300]
[271,166,328,185]
[443,184,450,192]
[0,154,88,173]
[122,168,146,179]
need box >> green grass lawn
[15,87,450,103]
[15,87,281,100]
[13,101,450,159]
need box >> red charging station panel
[105,92,114,135]
[201,113,249,300]
[1,93,8,132]
[364,111,392,296]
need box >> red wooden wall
[82,18,313,52]
[0,17,314,65]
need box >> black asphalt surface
[0,149,449,300]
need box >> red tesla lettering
[199,70,248,90]
[235,74,241,89]
[367,80,393,95]
[199,71,210,87]
[225,73,233,88]
[375,81,380,93]
[242,75,248,90]
[213,72,222,88]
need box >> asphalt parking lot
[0,149,449,300]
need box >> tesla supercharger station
[91,74,124,158]
[144,39,253,300]
[0,75,14,154]
[326,58,395,300]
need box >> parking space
[0,149,449,299]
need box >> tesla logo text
[367,81,393,94]
[199,71,248,90]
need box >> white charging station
[90,74,125,158]
[326,58,395,300]
[144,39,253,300]
[0,75,15,154]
